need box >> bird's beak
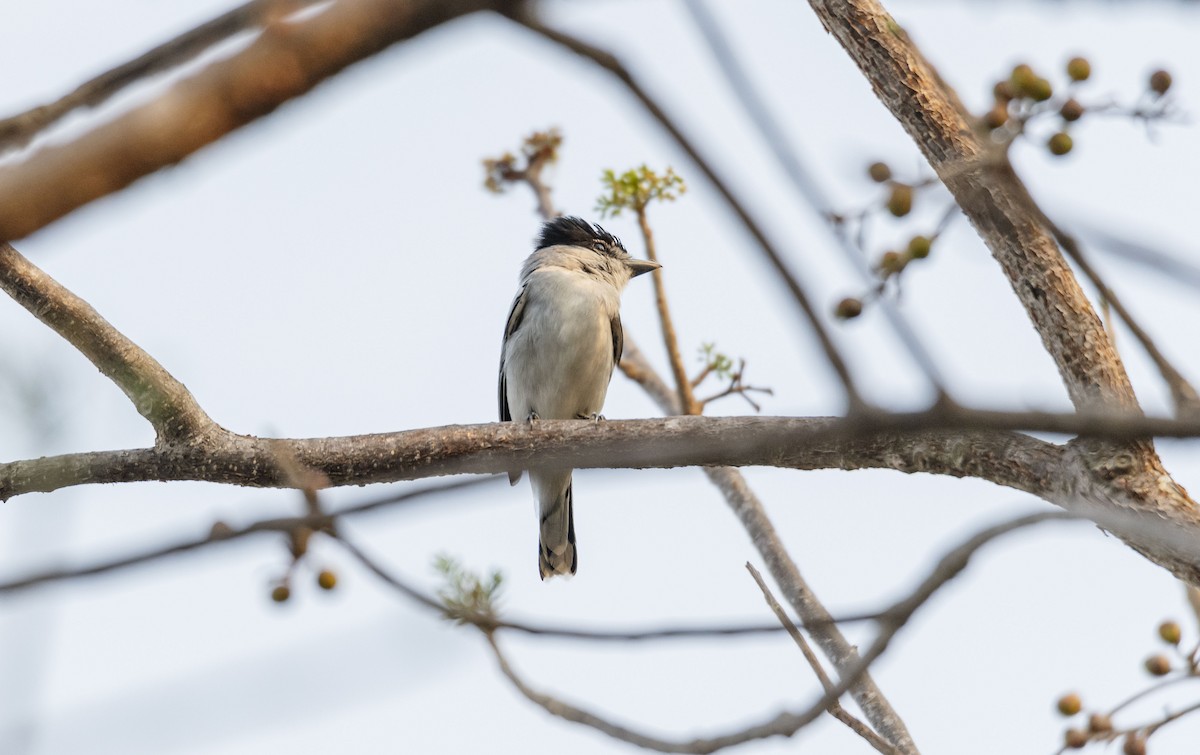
[626,258,661,278]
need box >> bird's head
[530,216,660,287]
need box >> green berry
[907,235,932,259]
[886,184,913,217]
[1066,57,1092,82]
[1047,132,1073,156]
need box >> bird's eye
[591,241,607,253]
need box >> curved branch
[0,243,217,442]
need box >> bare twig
[0,0,325,155]
[747,563,899,755]
[509,13,865,409]
[486,631,819,753]
[0,242,217,443]
[636,209,700,415]
[0,476,499,596]
[680,0,950,399]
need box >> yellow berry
[1159,620,1182,645]
[317,569,338,591]
[1057,693,1083,716]
[271,584,291,603]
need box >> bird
[499,216,661,579]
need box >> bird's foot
[525,410,540,424]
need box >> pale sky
[1,1,1199,753]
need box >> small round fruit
[1027,77,1054,102]
[1066,56,1092,82]
[271,584,291,603]
[1145,654,1171,676]
[907,235,932,259]
[983,103,1009,129]
[317,569,338,591]
[868,161,892,183]
[886,184,913,217]
[993,80,1015,103]
[835,297,863,320]
[880,251,906,275]
[1088,713,1113,733]
[1123,734,1147,755]
[1057,693,1083,716]
[1010,63,1036,91]
[1065,729,1089,749]
[1159,620,1182,645]
[1060,98,1085,122]
[1048,132,1074,156]
[1150,69,1173,95]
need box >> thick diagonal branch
[0,0,325,155]
[0,0,497,240]
[0,243,216,443]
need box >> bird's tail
[533,470,577,579]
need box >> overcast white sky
[2,1,1200,753]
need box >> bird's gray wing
[610,311,623,375]
[499,286,528,422]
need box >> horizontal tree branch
[0,414,1067,502]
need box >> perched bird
[499,216,660,579]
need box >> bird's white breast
[504,267,620,421]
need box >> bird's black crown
[536,216,626,254]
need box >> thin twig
[486,632,816,753]
[0,242,217,443]
[680,0,950,399]
[636,208,699,415]
[0,0,324,155]
[510,13,865,410]
[0,476,499,596]
[747,563,899,755]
